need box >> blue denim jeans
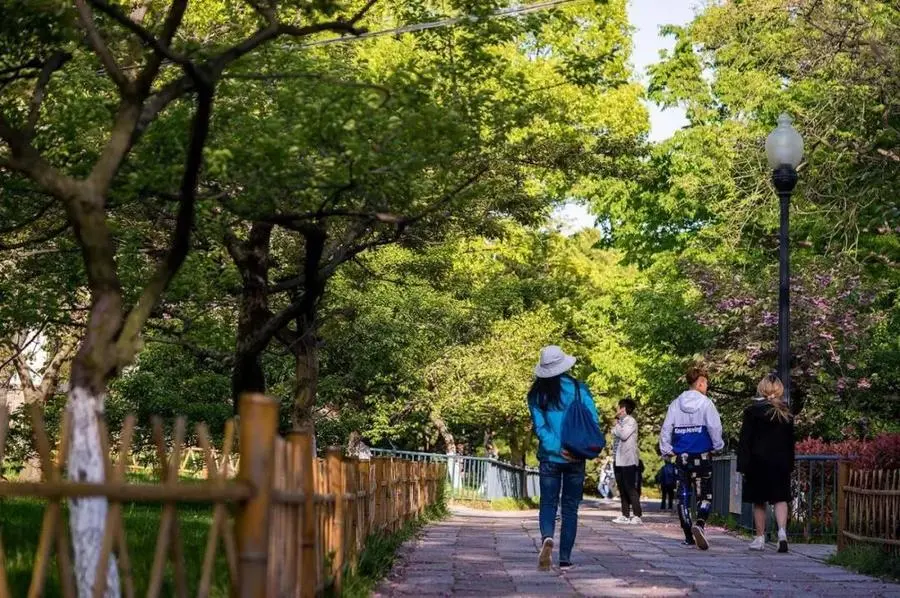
[539,460,585,563]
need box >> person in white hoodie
[659,365,724,550]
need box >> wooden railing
[837,461,900,555]
[126,447,240,480]
[0,394,445,597]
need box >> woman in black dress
[737,374,795,553]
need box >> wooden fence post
[346,457,359,573]
[235,393,279,598]
[327,448,345,594]
[837,460,849,551]
[371,459,381,531]
[405,461,412,523]
[360,460,372,541]
[288,429,317,598]
[418,462,424,516]
[387,459,396,531]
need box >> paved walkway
[374,500,900,597]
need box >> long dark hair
[528,374,568,411]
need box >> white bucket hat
[534,345,576,378]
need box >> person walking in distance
[528,346,602,571]
[659,366,724,549]
[738,374,795,553]
[655,455,677,511]
[611,398,643,524]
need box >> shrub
[857,433,900,470]
[796,433,900,470]
[795,436,865,458]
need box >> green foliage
[588,0,900,440]
[828,546,900,582]
[464,497,539,511]
[109,342,233,447]
[335,487,448,598]
[0,499,230,596]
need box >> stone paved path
[374,500,900,597]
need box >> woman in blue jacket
[528,345,600,571]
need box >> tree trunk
[508,427,526,468]
[291,334,319,429]
[483,429,497,459]
[429,411,457,455]
[430,411,460,490]
[231,351,266,405]
[227,224,273,412]
[67,384,120,597]
[290,228,326,429]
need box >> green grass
[707,512,749,537]
[1,498,231,596]
[335,501,449,598]
[3,492,449,597]
[828,545,900,582]
[707,513,837,544]
[640,485,662,500]
[456,497,539,511]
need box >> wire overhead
[300,0,586,48]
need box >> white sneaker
[749,536,765,551]
[691,524,709,550]
[629,516,643,525]
[538,537,553,570]
[611,515,631,524]
[777,529,789,553]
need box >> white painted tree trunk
[67,386,120,598]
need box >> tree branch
[137,0,189,94]
[147,336,234,366]
[74,0,131,93]
[12,352,37,393]
[0,58,43,86]
[24,52,72,141]
[0,199,57,234]
[0,113,76,202]
[0,222,71,250]
[116,87,215,367]
[243,228,326,355]
[209,0,379,75]
[267,209,405,225]
[36,337,78,398]
[223,228,247,267]
[270,273,305,294]
[0,327,46,375]
[87,0,192,68]
[135,76,194,142]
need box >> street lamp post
[765,113,804,407]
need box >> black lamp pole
[772,164,798,407]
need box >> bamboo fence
[837,460,900,555]
[0,394,445,597]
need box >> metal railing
[711,454,840,540]
[369,448,540,501]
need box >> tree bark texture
[227,223,273,410]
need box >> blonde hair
[757,374,791,422]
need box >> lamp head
[766,113,804,169]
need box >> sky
[553,0,697,232]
